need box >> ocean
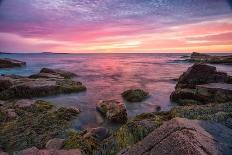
[0,53,231,130]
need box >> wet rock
[0,74,86,100]
[96,100,127,123]
[14,147,82,155]
[40,68,77,79]
[190,52,232,64]
[0,58,26,68]
[63,131,98,154]
[119,118,232,155]
[171,63,231,104]
[95,102,232,155]
[196,83,232,103]
[0,100,79,151]
[84,127,110,141]
[45,138,64,149]
[122,89,149,102]
[176,63,229,89]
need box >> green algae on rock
[93,102,232,155]
[122,89,149,102]
[0,100,80,152]
[63,131,98,154]
[96,100,127,123]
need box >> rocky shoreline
[0,58,232,155]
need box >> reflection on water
[0,53,231,130]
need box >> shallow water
[0,53,231,130]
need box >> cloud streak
[0,0,231,53]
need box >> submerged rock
[0,58,26,68]
[96,100,127,123]
[119,118,232,155]
[40,68,77,79]
[190,52,232,64]
[170,63,232,104]
[0,74,86,100]
[122,89,149,102]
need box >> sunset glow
[0,0,232,53]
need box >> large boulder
[176,63,229,89]
[190,52,232,64]
[96,100,127,123]
[0,74,86,100]
[171,63,231,104]
[122,89,149,102]
[119,118,232,155]
[40,68,77,79]
[0,58,26,68]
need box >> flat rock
[14,147,82,155]
[6,109,18,119]
[0,58,26,68]
[119,117,232,155]
[96,100,127,123]
[0,74,86,100]
[40,68,77,78]
[45,138,64,149]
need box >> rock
[190,52,232,64]
[170,63,231,104]
[176,63,229,89]
[0,152,8,155]
[96,100,127,123]
[0,58,26,68]
[119,118,232,155]
[196,83,232,103]
[29,73,64,79]
[14,147,82,155]
[84,127,110,141]
[45,138,64,149]
[40,68,77,79]
[63,131,98,154]
[122,89,149,102]
[0,100,79,151]
[15,99,36,108]
[0,74,86,100]
[6,109,18,119]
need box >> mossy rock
[122,89,149,102]
[0,100,80,152]
[94,102,232,154]
[63,131,98,154]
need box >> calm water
[0,53,231,130]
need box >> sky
[0,0,232,53]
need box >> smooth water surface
[0,53,231,130]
